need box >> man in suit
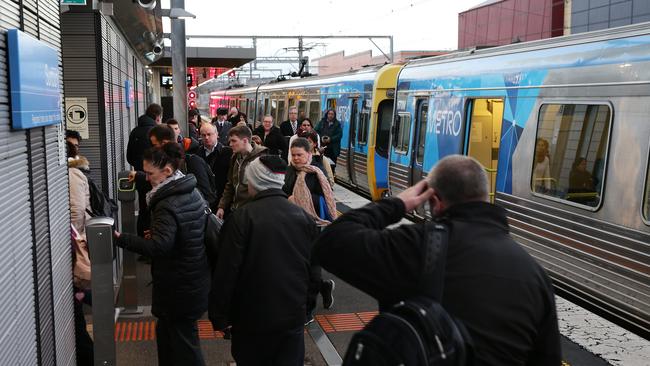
[280,106,300,138]
[213,107,232,145]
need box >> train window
[270,100,278,121]
[395,112,411,154]
[288,98,295,108]
[532,103,611,209]
[327,98,336,110]
[298,100,307,120]
[277,100,286,124]
[309,101,320,123]
[415,101,428,164]
[358,112,369,145]
[263,99,269,115]
[247,99,254,121]
[376,100,394,158]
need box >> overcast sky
[161,0,486,76]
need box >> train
[196,22,650,338]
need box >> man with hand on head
[313,155,561,366]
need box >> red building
[458,0,565,49]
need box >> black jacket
[315,118,343,159]
[127,114,156,171]
[253,126,288,158]
[280,119,299,137]
[197,143,233,210]
[209,189,319,333]
[314,198,561,366]
[182,154,217,210]
[116,175,210,319]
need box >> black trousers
[307,264,324,313]
[156,317,205,366]
[231,327,304,366]
[74,299,94,366]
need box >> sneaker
[305,312,315,326]
[321,279,335,309]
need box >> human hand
[143,230,152,240]
[397,180,434,212]
[113,230,121,239]
[128,170,137,182]
[251,135,262,145]
[216,208,225,219]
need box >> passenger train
[197,23,650,338]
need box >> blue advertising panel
[7,29,62,129]
[125,80,133,108]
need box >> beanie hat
[245,155,287,192]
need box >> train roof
[403,21,650,69]
[221,65,383,95]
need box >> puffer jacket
[68,156,91,236]
[116,175,210,319]
[218,144,267,212]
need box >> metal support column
[87,217,117,366]
[171,0,189,136]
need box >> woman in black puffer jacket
[115,143,209,366]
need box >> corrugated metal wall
[0,0,73,365]
[62,11,144,199]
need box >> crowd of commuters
[68,103,561,366]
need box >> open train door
[346,98,359,185]
[465,98,504,202]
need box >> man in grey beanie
[209,155,319,365]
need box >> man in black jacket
[197,123,232,211]
[279,106,300,137]
[127,103,163,171]
[209,155,318,366]
[148,125,218,209]
[127,103,162,235]
[313,155,562,366]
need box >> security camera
[137,0,156,10]
[152,41,163,56]
[143,31,156,44]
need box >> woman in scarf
[283,137,337,225]
[114,143,209,366]
[283,137,337,320]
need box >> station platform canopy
[151,46,256,68]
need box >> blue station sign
[7,29,62,129]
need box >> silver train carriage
[389,22,650,337]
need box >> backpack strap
[420,222,449,302]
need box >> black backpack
[85,175,118,220]
[343,223,473,366]
[203,207,223,269]
[184,153,218,207]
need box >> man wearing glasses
[280,106,300,137]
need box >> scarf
[289,164,337,226]
[146,170,185,205]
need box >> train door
[465,98,504,202]
[409,99,428,186]
[347,98,359,185]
